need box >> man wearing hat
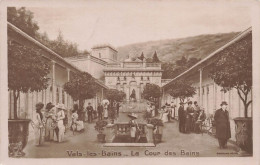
[178,102,186,133]
[214,101,231,149]
[54,103,66,142]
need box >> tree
[64,72,97,110]
[7,7,39,37]
[105,89,126,103]
[138,52,145,61]
[152,51,160,63]
[209,33,252,117]
[167,79,196,103]
[162,56,200,79]
[8,41,50,119]
[143,83,161,102]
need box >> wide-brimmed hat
[56,103,66,110]
[128,113,138,119]
[220,101,228,106]
[36,102,44,109]
[46,102,55,110]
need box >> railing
[115,122,146,137]
[105,122,154,143]
[146,63,161,68]
[106,63,121,68]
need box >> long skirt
[34,126,44,146]
[161,113,169,123]
[104,108,108,118]
[45,118,54,141]
[54,120,65,142]
[130,127,136,138]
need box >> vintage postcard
[0,0,260,165]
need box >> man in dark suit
[97,103,103,121]
[86,103,94,123]
[178,102,186,133]
[214,101,231,149]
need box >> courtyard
[23,112,239,158]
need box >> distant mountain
[116,32,240,63]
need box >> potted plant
[94,120,108,143]
[209,32,252,154]
[149,118,164,144]
[8,41,50,157]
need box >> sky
[27,0,252,51]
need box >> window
[117,76,120,81]
[124,76,126,81]
[147,76,150,80]
[141,76,143,81]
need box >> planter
[97,133,106,143]
[8,119,31,157]
[234,117,252,154]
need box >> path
[23,112,240,158]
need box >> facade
[161,27,252,141]
[104,57,163,102]
[8,22,108,121]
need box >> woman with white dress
[33,102,45,146]
[54,104,66,142]
[103,103,108,119]
[160,106,169,123]
[71,109,84,132]
[128,113,140,143]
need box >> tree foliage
[209,33,252,117]
[162,56,200,79]
[64,72,97,110]
[105,89,126,102]
[142,83,161,101]
[7,7,39,37]
[8,41,50,119]
[167,79,196,103]
[152,51,160,63]
[8,7,88,58]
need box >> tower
[91,44,118,63]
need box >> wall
[162,63,253,141]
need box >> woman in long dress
[71,109,84,132]
[103,103,108,119]
[160,106,169,123]
[128,113,139,143]
[54,104,66,142]
[44,102,55,141]
[33,102,45,146]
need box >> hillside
[116,32,240,63]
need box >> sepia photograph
[0,0,260,164]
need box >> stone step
[103,143,155,147]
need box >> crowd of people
[32,100,121,146]
[178,101,206,134]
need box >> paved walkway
[23,113,240,158]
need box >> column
[66,68,70,108]
[199,68,203,105]
[52,60,56,105]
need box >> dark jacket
[214,108,231,139]
[97,105,103,114]
[86,106,94,114]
